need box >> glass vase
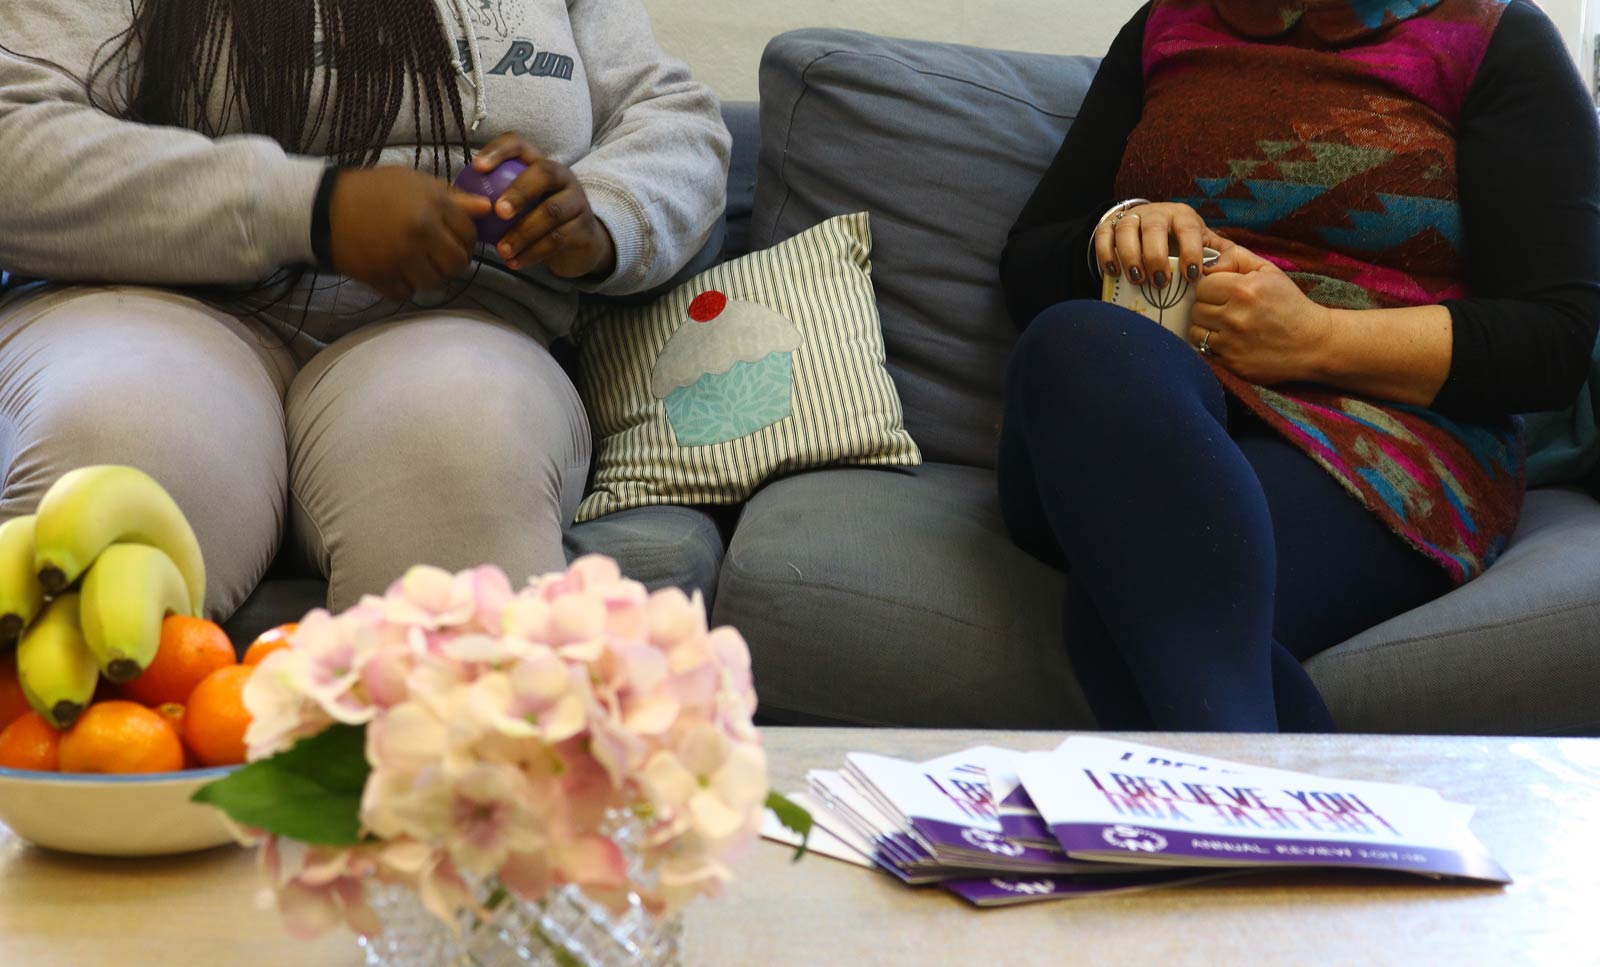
[357,818,681,967]
[357,879,681,967]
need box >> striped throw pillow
[573,213,921,522]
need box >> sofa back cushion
[721,101,761,262]
[1524,346,1600,496]
[751,29,1099,468]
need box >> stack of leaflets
[762,737,1509,907]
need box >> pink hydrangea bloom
[259,835,384,939]
[237,556,768,939]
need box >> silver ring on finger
[1199,328,1214,355]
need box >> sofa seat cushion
[1306,488,1600,736]
[564,504,728,602]
[221,578,329,659]
[227,506,728,649]
[712,462,1095,727]
[716,463,1600,735]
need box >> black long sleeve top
[999,0,1600,421]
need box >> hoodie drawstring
[432,0,488,131]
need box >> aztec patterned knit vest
[1119,0,1521,582]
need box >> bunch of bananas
[0,467,206,730]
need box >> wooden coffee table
[2,729,1596,966]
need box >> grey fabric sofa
[228,28,1600,737]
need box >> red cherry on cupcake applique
[688,290,728,323]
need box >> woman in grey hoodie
[0,0,730,617]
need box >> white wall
[1545,0,1589,91]
[641,0,1141,102]
[641,0,1592,103]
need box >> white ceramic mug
[1101,247,1222,338]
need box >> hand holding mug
[1189,233,1336,385]
[1094,201,1211,289]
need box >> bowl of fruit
[0,466,289,856]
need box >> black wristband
[309,166,343,270]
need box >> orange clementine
[58,700,184,774]
[154,701,185,735]
[120,616,236,707]
[0,711,61,771]
[154,702,200,769]
[0,651,30,733]
[242,623,298,666]
[184,665,254,767]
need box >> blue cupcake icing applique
[650,290,802,447]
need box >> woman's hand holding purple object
[465,132,617,280]
[451,159,528,245]
[327,132,619,301]
[328,166,491,300]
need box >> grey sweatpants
[0,285,591,619]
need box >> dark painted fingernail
[1105,261,1120,277]
[1187,263,1200,281]
[1128,266,1143,283]
[1152,271,1168,289]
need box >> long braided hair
[83,0,479,318]
[90,0,473,173]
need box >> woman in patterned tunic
[998,0,1599,730]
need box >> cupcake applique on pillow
[574,212,920,521]
[650,290,802,447]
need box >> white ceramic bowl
[0,764,241,856]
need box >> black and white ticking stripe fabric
[574,213,920,521]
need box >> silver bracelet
[1086,197,1152,278]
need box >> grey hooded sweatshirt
[0,0,730,346]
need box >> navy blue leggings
[998,301,1454,732]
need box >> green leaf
[191,724,372,846]
[765,790,812,863]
